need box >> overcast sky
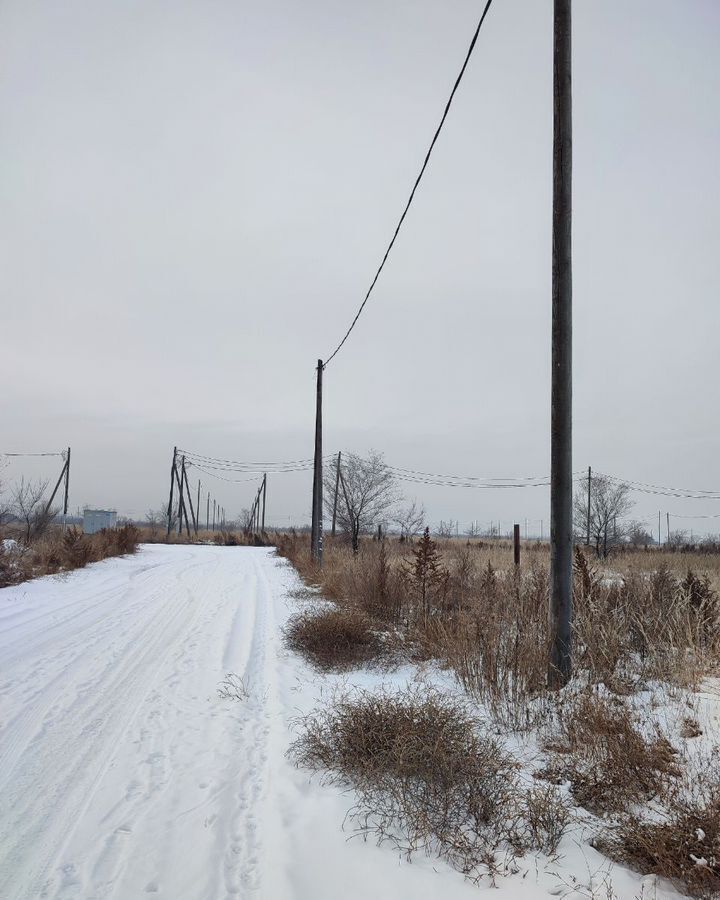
[1,0,719,535]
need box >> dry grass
[284,606,389,671]
[538,692,679,815]
[602,759,720,899]
[0,524,140,587]
[275,534,720,724]
[289,686,570,880]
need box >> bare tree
[435,520,455,539]
[667,529,690,550]
[464,521,481,539]
[393,499,426,543]
[146,504,176,535]
[626,520,654,548]
[573,474,634,558]
[238,508,254,532]
[12,478,54,544]
[0,475,10,527]
[324,451,398,553]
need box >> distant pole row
[166,447,226,537]
[247,473,268,536]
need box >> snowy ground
[0,545,691,900]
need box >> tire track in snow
[0,548,220,900]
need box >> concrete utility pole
[310,359,323,564]
[549,0,573,688]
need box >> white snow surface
[0,545,688,900]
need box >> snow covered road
[0,545,483,900]
[0,545,296,899]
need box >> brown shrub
[540,692,679,814]
[608,792,720,898]
[289,687,522,880]
[284,606,387,671]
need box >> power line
[597,472,720,500]
[1,451,64,457]
[323,0,496,367]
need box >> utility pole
[167,447,177,536]
[63,447,71,522]
[667,512,670,547]
[658,510,661,547]
[196,480,201,532]
[206,492,210,531]
[262,473,267,532]
[213,499,216,532]
[310,359,323,564]
[178,456,191,537]
[514,523,521,567]
[331,451,342,537]
[586,466,591,546]
[549,0,573,688]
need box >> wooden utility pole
[513,524,521,567]
[178,456,191,537]
[262,473,267,532]
[167,447,177,536]
[196,480,201,532]
[212,499,216,531]
[667,512,670,546]
[206,492,210,531]
[331,451,342,537]
[549,0,573,687]
[42,450,71,523]
[310,359,324,564]
[658,510,661,546]
[183,460,198,536]
[586,466,591,546]
[63,447,71,519]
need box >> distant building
[83,508,117,534]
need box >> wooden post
[310,359,324,564]
[331,451,342,537]
[514,523,521,567]
[549,0,573,688]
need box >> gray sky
[1,0,719,535]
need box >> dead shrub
[520,783,572,856]
[540,692,679,814]
[284,606,387,671]
[607,792,720,898]
[289,687,521,880]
